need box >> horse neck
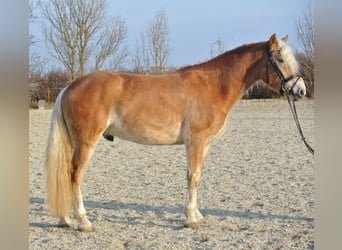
[179,42,267,100]
[177,42,267,111]
[215,42,267,95]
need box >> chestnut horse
[45,34,306,231]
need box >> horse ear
[268,33,278,50]
[281,35,288,43]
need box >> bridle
[266,44,314,155]
[266,44,303,95]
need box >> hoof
[57,218,73,228]
[184,217,204,229]
[78,224,94,232]
[76,215,94,232]
[184,221,202,229]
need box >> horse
[45,34,306,232]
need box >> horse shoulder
[179,70,232,142]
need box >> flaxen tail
[45,87,73,218]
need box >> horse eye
[277,58,284,63]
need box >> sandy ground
[29,99,314,249]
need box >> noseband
[266,44,302,95]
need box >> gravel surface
[29,99,314,249]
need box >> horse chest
[207,113,230,143]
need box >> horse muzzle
[284,76,306,98]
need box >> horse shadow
[29,197,313,230]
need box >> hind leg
[71,144,97,232]
[73,185,93,232]
[57,216,73,227]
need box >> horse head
[265,34,306,98]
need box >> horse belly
[104,116,184,145]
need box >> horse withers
[45,34,306,231]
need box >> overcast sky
[30,0,312,69]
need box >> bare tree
[29,70,70,107]
[93,16,128,72]
[147,8,171,74]
[210,38,226,58]
[41,0,127,81]
[296,4,314,59]
[28,0,44,76]
[29,0,37,47]
[295,4,314,97]
[132,33,150,74]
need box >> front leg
[184,139,209,229]
[184,187,204,228]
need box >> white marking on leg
[184,187,203,226]
[72,186,93,231]
[187,187,198,211]
[73,186,86,220]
